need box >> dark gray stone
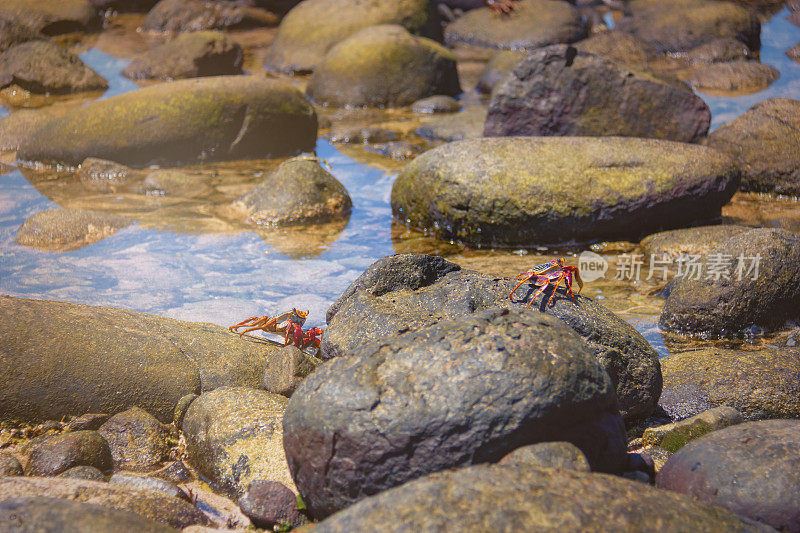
[238,480,303,529]
[24,430,112,476]
[98,407,170,472]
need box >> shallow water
[1,8,799,357]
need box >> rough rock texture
[181,387,294,499]
[392,137,739,246]
[0,477,207,529]
[123,31,243,80]
[66,413,110,431]
[660,229,800,335]
[238,480,303,529]
[414,106,486,141]
[640,225,751,261]
[0,452,23,476]
[0,40,107,94]
[59,465,108,481]
[574,31,657,72]
[0,106,72,151]
[263,0,441,74]
[476,50,524,94]
[286,309,627,518]
[313,463,769,532]
[641,406,744,452]
[15,208,133,252]
[686,61,779,93]
[323,254,662,424]
[142,169,213,198]
[16,76,317,168]
[616,0,761,53]
[657,419,800,532]
[306,25,460,108]
[89,0,161,12]
[0,18,40,54]
[230,158,351,226]
[0,497,178,533]
[659,347,800,420]
[0,295,282,424]
[484,45,711,143]
[0,0,100,35]
[444,0,587,50]
[24,431,113,476]
[687,38,753,64]
[704,98,800,196]
[411,95,460,114]
[98,408,170,472]
[498,441,591,472]
[263,345,320,396]
[77,158,133,192]
[142,0,278,33]
[110,474,188,502]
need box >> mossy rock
[123,31,243,80]
[0,40,107,94]
[0,0,100,35]
[16,76,317,167]
[641,406,744,452]
[392,137,740,246]
[263,0,441,74]
[306,25,460,108]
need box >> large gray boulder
[392,137,739,246]
[484,45,711,143]
[285,309,628,518]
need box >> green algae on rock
[392,137,740,246]
[263,0,441,74]
[306,25,460,108]
[16,76,318,167]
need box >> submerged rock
[24,431,113,476]
[414,106,486,141]
[263,0,441,74]
[16,76,317,167]
[142,169,213,198]
[392,137,739,246]
[657,419,800,532]
[306,25,460,108]
[0,0,100,35]
[687,38,753,64]
[76,158,134,192]
[143,0,278,33]
[15,208,134,252]
[98,407,170,472]
[686,60,779,93]
[484,45,710,143]
[329,125,397,144]
[123,31,243,80]
[704,98,800,196]
[285,309,627,518]
[0,40,107,94]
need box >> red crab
[509,259,583,308]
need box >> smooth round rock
[0,0,100,35]
[0,451,22,476]
[414,106,486,141]
[98,407,170,472]
[123,31,243,80]
[15,208,133,252]
[640,225,751,261]
[24,431,112,477]
[285,308,627,518]
[686,61,779,93]
[0,40,107,94]
[66,413,110,432]
[687,38,753,64]
[657,419,800,532]
[58,465,108,481]
[110,474,189,502]
[499,442,591,472]
[392,137,739,246]
[16,76,318,167]
[238,480,303,529]
[306,25,460,108]
[142,0,278,32]
[263,0,441,74]
[411,95,460,114]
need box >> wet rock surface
[574,31,657,72]
[306,25,460,108]
[0,452,23,476]
[657,419,800,532]
[15,208,133,252]
[109,474,188,502]
[24,430,112,476]
[123,31,243,80]
[0,0,100,35]
[142,169,213,198]
[238,480,304,530]
[640,225,751,261]
[16,76,318,167]
[484,45,711,143]
[704,98,800,196]
[659,346,800,420]
[286,308,627,518]
[263,345,320,397]
[660,228,800,335]
[98,407,170,472]
[411,95,460,114]
[476,50,524,94]
[59,465,108,481]
[314,463,767,532]
[143,0,279,33]
[230,158,352,226]
[686,60,780,93]
[641,406,744,452]
[329,125,397,144]
[393,137,739,246]
[414,106,486,141]
[498,441,591,472]
[76,158,134,192]
[323,254,662,424]
[0,40,107,94]
[263,0,441,74]
[687,38,753,64]
[66,413,110,432]
[181,386,294,499]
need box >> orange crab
[509,258,583,308]
[485,0,517,14]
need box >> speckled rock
[313,463,769,532]
[263,345,320,397]
[484,45,711,143]
[616,0,760,53]
[286,309,627,518]
[687,38,753,64]
[24,431,112,476]
[323,254,662,425]
[0,18,39,53]
[0,295,283,424]
[657,419,800,532]
[704,98,800,196]
[659,347,800,420]
[230,158,351,226]
[66,413,110,431]
[686,60,779,93]
[0,497,178,533]
[499,442,591,472]
[124,31,243,80]
[393,137,739,246]
[98,407,170,472]
[76,158,133,192]
[660,228,800,335]
[0,452,22,476]
[0,476,207,529]
[181,387,294,499]
[17,76,318,167]
[642,406,744,452]
[58,465,108,481]
[15,208,133,252]
[0,0,100,35]
[475,50,524,94]
[142,0,278,32]
[264,0,441,74]
[0,106,69,151]
[414,106,486,141]
[306,25,460,108]
[574,31,657,71]
[640,225,751,261]
[444,0,586,50]
[238,480,304,530]
[0,40,107,94]
[411,95,460,114]
[110,474,189,502]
